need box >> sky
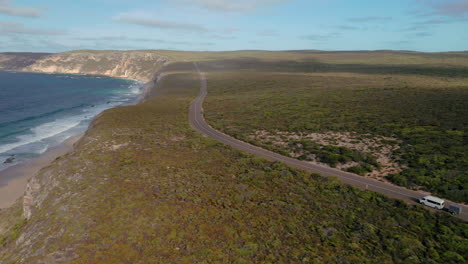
[0,0,467,52]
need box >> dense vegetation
[201,55,468,203]
[294,139,380,174]
[0,60,466,263]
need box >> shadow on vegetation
[198,57,468,78]
[147,62,197,98]
[163,61,197,72]
[285,50,468,59]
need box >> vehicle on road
[447,205,462,215]
[419,196,445,210]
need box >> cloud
[0,21,65,35]
[300,33,340,41]
[402,18,450,32]
[208,34,237,40]
[348,16,393,22]
[336,25,359,30]
[417,0,468,17]
[114,13,210,32]
[411,32,433,37]
[256,29,277,36]
[403,25,426,31]
[0,0,42,18]
[386,40,412,45]
[0,35,70,52]
[172,0,291,12]
[75,35,215,46]
[222,27,240,34]
[419,18,449,24]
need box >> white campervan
[419,195,445,210]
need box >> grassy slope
[0,202,25,248]
[201,52,468,203]
[0,59,466,263]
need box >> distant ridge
[0,52,51,70]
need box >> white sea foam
[0,101,120,156]
[130,86,141,95]
[0,116,83,154]
[129,82,144,95]
[37,145,49,154]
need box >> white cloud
[300,33,341,42]
[417,0,468,18]
[114,12,210,32]
[0,0,42,18]
[173,0,291,12]
[74,35,215,46]
[348,16,393,22]
[256,29,278,36]
[0,21,65,35]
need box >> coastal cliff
[0,53,51,71]
[23,51,170,82]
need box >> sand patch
[250,130,404,181]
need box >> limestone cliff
[23,51,170,82]
[0,52,51,70]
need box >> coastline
[0,73,157,210]
[0,135,81,209]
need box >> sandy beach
[0,135,82,209]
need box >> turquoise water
[0,71,143,171]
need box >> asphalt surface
[189,62,468,221]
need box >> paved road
[189,62,468,221]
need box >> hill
[23,51,171,82]
[0,52,51,70]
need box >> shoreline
[0,73,157,210]
[0,134,82,209]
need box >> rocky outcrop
[23,51,170,82]
[3,156,15,164]
[23,176,41,220]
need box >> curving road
[189,62,468,221]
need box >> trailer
[448,205,462,215]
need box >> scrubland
[0,51,466,263]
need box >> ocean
[0,71,144,171]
